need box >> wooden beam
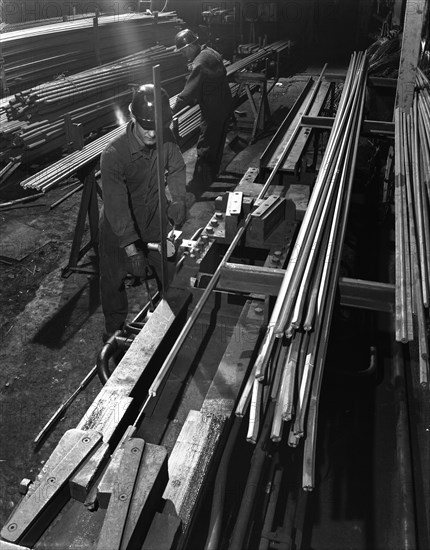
[162,411,225,528]
[396,0,427,112]
[301,115,395,137]
[218,263,395,313]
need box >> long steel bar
[394,108,409,343]
[153,64,168,294]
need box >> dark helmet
[174,28,198,51]
[129,84,172,129]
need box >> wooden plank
[162,411,225,527]
[396,0,426,111]
[122,443,168,549]
[1,430,102,546]
[77,295,188,437]
[301,115,395,136]
[70,396,134,502]
[96,439,145,550]
[69,442,111,502]
[338,277,395,312]
[0,542,30,550]
[201,300,263,417]
[218,263,286,296]
[218,264,396,313]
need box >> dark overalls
[99,122,186,334]
[174,45,233,183]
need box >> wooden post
[395,0,426,112]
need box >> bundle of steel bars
[236,52,368,491]
[1,46,187,164]
[393,68,430,385]
[14,42,287,188]
[18,77,255,193]
[1,12,184,91]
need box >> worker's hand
[126,251,150,278]
[167,201,187,227]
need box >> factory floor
[0,71,424,549]
[0,76,306,526]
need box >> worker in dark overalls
[172,29,233,191]
[99,84,187,340]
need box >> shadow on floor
[32,273,101,349]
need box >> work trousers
[99,217,176,335]
[192,113,230,184]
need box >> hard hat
[129,84,172,129]
[174,29,198,51]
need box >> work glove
[126,251,150,278]
[167,201,187,227]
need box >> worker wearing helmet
[173,29,232,190]
[99,84,187,339]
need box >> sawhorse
[61,159,101,277]
[234,71,271,143]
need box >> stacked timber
[393,67,430,385]
[0,12,184,92]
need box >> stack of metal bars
[1,46,187,163]
[236,52,368,491]
[394,67,430,386]
[1,12,184,91]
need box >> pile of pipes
[229,40,291,74]
[394,67,430,386]
[13,40,289,188]
[1,46,187,164]
[1,12,184,92]
[236,52,368,490]
[18,79,243,193]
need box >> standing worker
[172,29,233,191]
[99,84,187,340]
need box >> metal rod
[153,64,168,293]
[49,182,83,209]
